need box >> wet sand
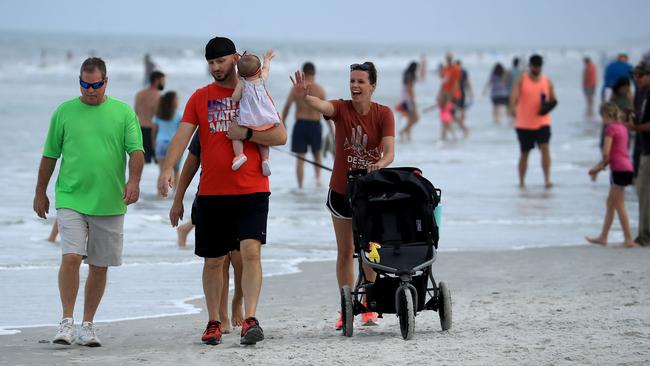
[1,245,649,366]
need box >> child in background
[153,91,182,186]
[424,92,455,141]
[436,92,455,141]
[231,50,281,176]
[586,102,639,248]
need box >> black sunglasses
[350,63,371,71]
[79,78,106,89]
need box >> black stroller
[340,167,451,340]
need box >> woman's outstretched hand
[290,70,310,100]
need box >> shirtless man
[134,70,165,164]
[282,62,328,188]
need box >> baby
[231,49,281,176]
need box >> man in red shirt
[440,52,469,137]
[158,36,287,346]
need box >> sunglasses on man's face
[350,63,371,71]
[79,78,105,89]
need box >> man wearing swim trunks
[158,36,287,346]
[510,54,557,188]
[282,62,327,188]
[134,70,165,164]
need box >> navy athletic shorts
[291,119,323,154]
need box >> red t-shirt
[441,64,462,99]
[584,63,597,88]
[182,83,269,195]
[325,100,395,194]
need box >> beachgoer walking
[33,57,144,346]
[625,61,650,247]
[586,102,638,248]
[509,54,557,188]
[290,61,395,329]
[456,60,473,123]
[170,133,245,332]
[158,36,287,346]
[398,61,419,141]
[506,57,522,120]
[143,53,156,85]
[440,53,468,137]
[583,57,598,117]
[483,63,509,124]
[153,91,182,186]
[602,53,632,102]
[281,62,328,188]
[135,70,166,164]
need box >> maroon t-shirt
[325,100,395,194]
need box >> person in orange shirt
[439,52,469,137]
[583,57,597,117]
[158,36,287,346]
[510,54,557,188]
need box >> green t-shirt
[43,96,144,215]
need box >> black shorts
[491,96,509,106]
[453,98,465,109]
[291,119,322,154]
[194,193,270,258]
[326,189,351,220]
[516,126,551,152]
[611,171,634,187]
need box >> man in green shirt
[33,57,144,347]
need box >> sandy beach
[1,245,649,365]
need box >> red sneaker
[335,311,343,330]
[201,320,222,345]
[240,317,264,345]
[361,312,379,326]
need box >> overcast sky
[1,0,648,47]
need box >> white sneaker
[76,321,101,347]
[52,318,75,345]
[262,160,271,176]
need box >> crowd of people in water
[35,36,650,348]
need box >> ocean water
[0,30,646,334]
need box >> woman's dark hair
[403,61,418,84]
[350,61,377,85]
[157,91,177,121]
[492,63,505,77]
[612,77,630,94]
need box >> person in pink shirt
[586,102,639,248]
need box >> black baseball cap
[205,37,236,60]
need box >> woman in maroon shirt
[290,62,395,328]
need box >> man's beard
[212,66,234,82]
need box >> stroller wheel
[438,281,452,331]
[397,286,415,340]
[340,286,353,337]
